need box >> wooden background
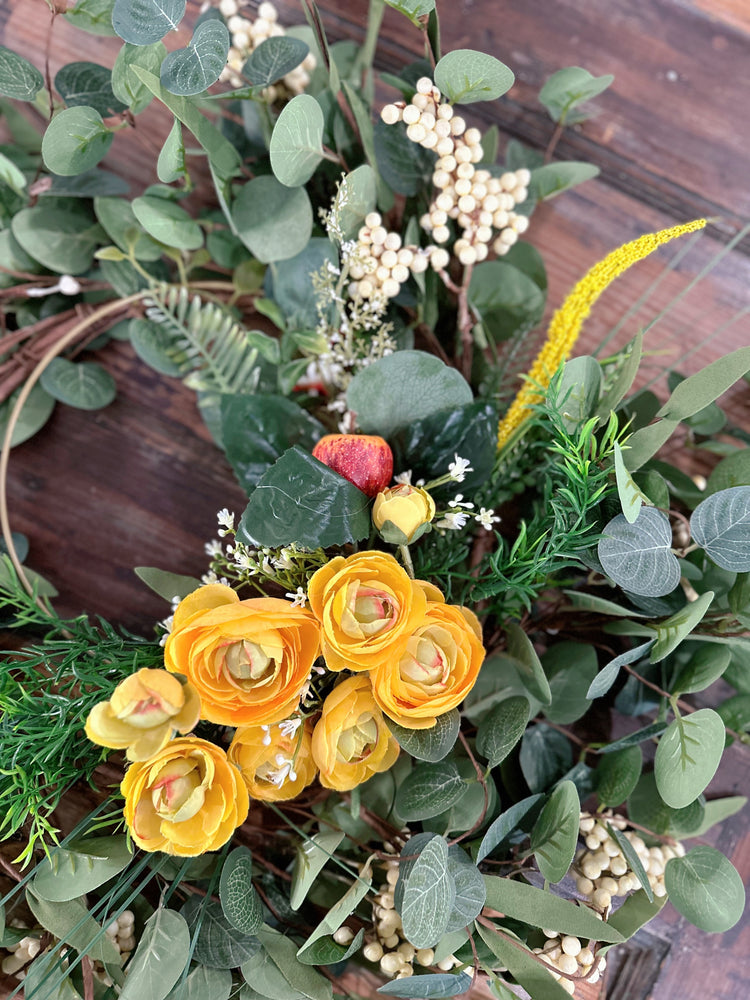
[2,1,749,998]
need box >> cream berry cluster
[348,212,449,301]
[533,931,607,995]
[574,812,685,911]
[381,78,531,264]
[360,857,464,980]
[217,1,316,97]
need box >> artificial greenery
[0,2,748,1000]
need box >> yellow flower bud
[372,485,436,545]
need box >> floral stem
[399,544,415,578]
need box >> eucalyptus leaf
[505,622,551,705]
[468,261,546,343]
[39,358,116,410]
[476,695,530,767]
[519,724,572,792]
[112,0,186,45]
[373,119,435,196]
[586,639,655,699]
[13,203,105,274]
[687,795,747,837]
[595,331,643,422]
[388,710,460,761]
[297,860,372,957]
[0,46,44,101]
[627,771,706,837]
[444,846,486,932]
[664,846,745,932]
[673,644,732,695]
[181,897,260,969]
[483,876,624,942]
[255,926,333,1000]
[269,94,325,187]
[529,780,580,884]
[433,49,514,104]
[600,720,668,754]
[219,847,263,937]
[400,835,455,949]
[614,440,652,523]
[395,760,466,821]
[690,486,750,571]
[654,708,725,809]
[383,1,436,26]
[529,162,600,201]
[161,21,229,97]
[32,836,132,902]
[119,908,190,1000]
[606,889,666,940]
[598,507,681,597]
[377,973,472,998]
[233,175,313,263]
[157,118,187,183]
[477,923,573,1000]
[543,642,597,723]
[112,41,166,113]
[475,794,544,863]
[26,888,123,963]
[132,194,203,250]
[539,67,614,123]
[0,383,56,447]
[55,62,126,116]
[134,565,201,601]
[596,746,642,808]
[244,36,310,87]
[656,346,750,421]
[649,590,714,662]
[166,966,232,1000]
[95,195,164,260]
[237,446,370,549]
[42,106,114,176]
[65,0,119,37]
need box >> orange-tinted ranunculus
[311,676,399,791]
[228,720,317,801]
[370,600,485,729]
[121,737,248,856]
[85,668,201,761]
[307,551,427,672]
[372,485,436,544]
[164,585,320,727]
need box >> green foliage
[33,836,133,901]
[395,760,467,821]
[399,835,455,948]
[529,161,600,201]
[121,908,190,999]
[233,174,313,262]
[598,507,681,597]
[290,830,346,910]
[40,358,117,410]
[433,49,514,104]
[596,746,643,807]
[12,201,105,273]
[245,36,310,87]
[160,21,230,97]
[468,259,546,345]
[112,41,166,113]
[182,897,261,969]
[270,94,325,187]
[219,847,264,936]
[654,708,726,808]
[42,106,114,175]
[476,695,530,766]
[0,45,44,101]
[389,710,460,761]
[690,486,750,571]
[55,61,127,115]
[539,66,614,123]
[529,780,580,883]
[0,383,56,447]
[664,846,745,932]
[113,0,186,45]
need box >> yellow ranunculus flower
[370,600,485,729]
[164,584,320,727]
[85,668,201,762]
[372,485,436,544]
[307,551,427,672]
[121,737,249,856]
[228,720,317,802]
[311,676,399,791]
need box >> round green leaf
[244,35,309,88]
[12,202,105,274]
[476,695,530,767]
[269,94,325,187]
[0,383,56,447]
[388,709,460,762]
[219,847,263,936]
[65,0,120,37]
[41,106,114,176]
[468,260,546,343]
[530,780,580,884]
[0,45,44,101]
[596,745,642,807]
[55,61,127,116]
[673,644,732,696]
[664,846,745,932]
[233,174,313,263]
[529,161,600,201]
[655,708,726,809]
[181,897,261,970]
[395,760,466,821]
[400,835,455,949]
[434,49,514,104]
[94,194,164,260]
[347,350,473,439]
[519,724,572,793]
[112,41,166,114]
[598,507,681,597]
[132,194,203,250]
[628,771,706,837]
[40,358,116,410]
[539,67,615,123]
[690,486,750,572]
[112,0,186,45]
[160,20,229,97]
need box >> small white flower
[475,507,501,530]
[201,570,219,584]
[216,508,235,536]
[261,725,272,747]
[448,454,473,482]
[279,717,303,739]
[394,470,413,485]
[205,539,223,558]
[449,494,475,510]
[274,548,294,570]
[435,511,469,530]
[286,586,307,608]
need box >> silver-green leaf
[400,835,456,949]
[654,708,726,809]
[598,507,681,597]
[690,486,750,571]
[160,21,230,97]
[664,846,745,932]
[112,0,186,45]
[433,49,514,105]
[269,94,325,187]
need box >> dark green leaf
[112,41,166,113]
[444,846,486,932]
[244,36,310,87]
[655,708,725,808]
[233,175,313,264]
[389,710,460,762]
[468,261,545,343]
[690,486,750,572]
[395,760,466,821]
[160,21,229,97]
[434,49,514,104]
[113,0,186,45]
[373,119,435,196]
[664,846,745,932]
[181,897,260,970]
[296,929,364,966]
[39,358,116,410]
[598,507,681,597]
[656,346,750,422]
[587,639,654,699]
[42,106,114,176]
[606,822,653,900]
[483,876,624,942]
[596,746,642,808]
[707,449,750,495]
[400,835,455,949]
[0,46,44,101]
[687,796,747,837]
[237,446,371,549]
[347,350,472,439]
[221,394,324,493]
[0,383,56,447]
[476,695,530,767]
[600,721,668,754]
[269,238,337,329]
[542,642,597,723]
[519,724,572,792]
[627,771,705,837]
[505,622,552,705]
[55,61,126,115]
[45,167,129,198]
[673,644,732,695]
[530,780,580,883]
[606,889,665,940]
[476,794,544,863]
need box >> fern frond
[144,284,278,396]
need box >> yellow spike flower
[496,218,707,450]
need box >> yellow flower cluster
[496,218,707,449]
[381,78,531,264]
[85,552,485,855]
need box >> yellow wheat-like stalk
[496,218,707,450]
